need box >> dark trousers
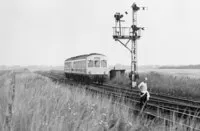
[140,92,147,110]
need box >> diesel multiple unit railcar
[64,53,108,84]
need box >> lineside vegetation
[110,71,200,100]
[0,71,199,131]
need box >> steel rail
[91,84,200,120]
[87,85,200,131]
[36,71,200,120]
[98,83,200,113]
[105,83,200,106]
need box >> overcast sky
[0,0,200,66]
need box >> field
[110,69,200,101]
[0,70,199,131]
[139,69,200,79]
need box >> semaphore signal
[112,3,146,88]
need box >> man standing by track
[138,77,150,111]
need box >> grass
[110,71,200,100]
[142,69,200,79]
[0,70,199,131]
[109,73,130,86]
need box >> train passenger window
[88,60,93,67]
[94,60,100,67]
[101,60,107,67]
[65,62,71,68]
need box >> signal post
[112,3,145,88]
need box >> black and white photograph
[0,0,200,130]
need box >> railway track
[36,70,200,130]
[91,83,200,118]
[36,70,200,114]
[101,84,200,113]
[107,83,200,107]
[86,85,200,131]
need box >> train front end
[86,54,108,84]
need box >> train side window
[88,60,93,67]
[101,60,107,67]
[94,60,100,67]
[65,62,72,69]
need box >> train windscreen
[101,60,107,67]
[94,60,100,67]
[88,60,93,67]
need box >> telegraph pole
[113,3,145,88]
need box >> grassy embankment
[110,71,200,100]
[0,70,199,131]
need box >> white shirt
[138,81,150,100]
[138,81,147,93]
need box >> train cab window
[94,60,100,67]
[88,60,93,67]
[101,60,107,67]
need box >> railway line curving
[36,70,200,130]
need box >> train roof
[65,53,105,61]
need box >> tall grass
[142,72,200,100]
[110,73,130,86]
[0,71,199,131]
[0,71,148,131]
[110,71,200,100]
